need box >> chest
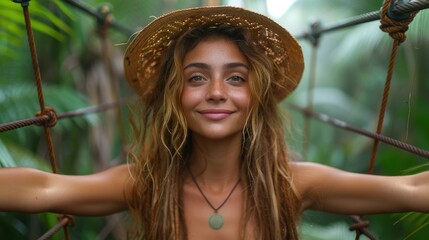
[183,183,255,240]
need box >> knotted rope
[355,1,419,238]
[349,215,377,240]
[367,0,419,174]
[18,0,59,174]
[379,0,419,44]
[35,107,58,128]
[37,215,75,240]
[13,0,73,238]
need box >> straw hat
[124,6,304,101]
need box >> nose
[206,79,227,102]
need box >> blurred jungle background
[0,0,428,239]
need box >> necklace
[188,167,240,230]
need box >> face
[181,37,251,141]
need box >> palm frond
[0,139,50,170]
[0,83,98,131]
[0,1,74,54]
[0,139,16,168]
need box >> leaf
[0,139,16,168]
[25,19,66,41]
[0,84,98,132]
[30,5,73,34]
[53,0,77,21]
[0,139,50,170]
[0,0,74,50]
[300,221,356,240]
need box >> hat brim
[124,6,304,101]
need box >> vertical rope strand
[21,3,46,112]
[368,0,418,173]
[302,46,318,159]
[17,1,71,238]
[302,21,321,160]
[99,15,127,152]
[368,40,399,174]
[21,1,58,173]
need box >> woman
[0,6,428,240]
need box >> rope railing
[349,215,377,240]
[392,0,429,15]
[2,0,428,239]
[287,103,429,159]
[11,0,73,238]
[0,99,129,133]
[37,215,74,240]
[367,0,419,173]
[296,0,429,40]
[297,14,379,237]
[62,0,135,36]
[296,0,425,238]
[0,115,51,132]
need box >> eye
[188,75,206,82]
[228,75,246,83]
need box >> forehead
[183,36,248,65]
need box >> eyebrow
[183,62,249,71]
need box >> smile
[198,109,234,120]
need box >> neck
[188,133,242,188]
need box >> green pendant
[208,213,224,230]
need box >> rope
[35,107,58,127]
[390,0,428,19]
[13,0,73,238]
[352,1,419,237]
[296,0,429,40]
[3,0,428,239]
[62,0,135,36]
[288,103,429,159]
[349,215,377,240]
[367,0,419,173]
[4,0,129,238]
[0,100,129,133]
[20,0,58,173]
[0,115,50,132]
[299,20,379,237]
[37,215,74,240]
[96,5,128,152]
[302,21,321,160]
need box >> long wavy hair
[127,23,301,239]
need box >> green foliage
[0,1,74,61]
[0,139,15,168]
[0,0,428,238]
[301,221,357,240]
[285,0,429,238]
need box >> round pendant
[208,213,224,230]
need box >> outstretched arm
[292,162,429,215]
[0,164,132,216]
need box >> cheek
[181,88,197,108]
[181,87,205,116]
[231,89,251,108]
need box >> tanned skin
[1,37,428,240]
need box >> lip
[198,109,234,120]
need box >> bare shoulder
[289,161,337,185]
[288,161,331,205]
[72,164,133,189]
[92,164,133,179]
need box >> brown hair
[127,23,301,239]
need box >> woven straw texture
[124,6,304,101]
